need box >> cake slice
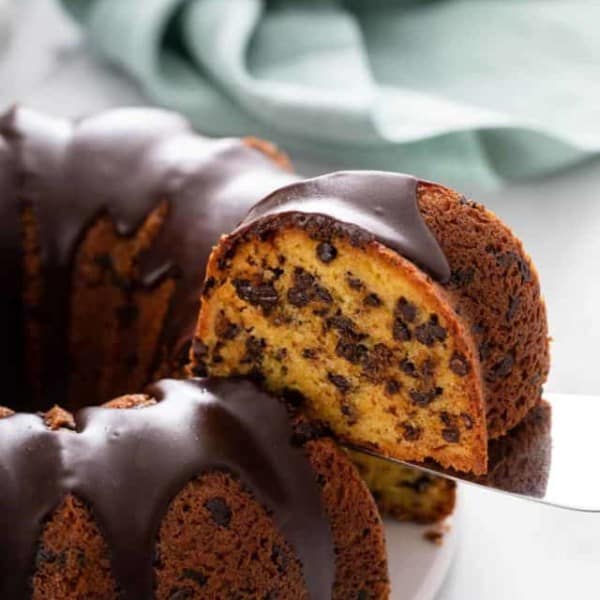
[193,172,549,474]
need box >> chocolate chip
[215,312,241,340]
[495,251,518,270]
[282,387,306,408]
[357,591,369,600]
[415,315,447,347]
[327,372,351,393]
[400,358,418,377]
[288,267,332,307]
[336,339,368,365]
[506,295,521,322]
[316,241,338,263]
[302,348,319,359]
[449,352,470,376]
[471,321,487,335]
[402,422,422,441]
[271,545,288,574]
[479,340,493,361]
[385,379,401,395]
[315,286,333,303]
[267,266,284,280]
[486,352,515,382]
[449,267,474,288]
[202,276,216,297]
[326,313,365,342]
[181,568,207,587]
[439,411,454,427]
[363,293,382,307]
[395,297,418,322]
[409,387,443,406]
[204,497,232,527]
[518,258,532,283]
[287,287,310,307]
[442,427,460,443]
[242,336,266,364]
[393,318,411,342]
[373,343,393,363]
[361,343,393,377]
[411,475,433,494]
[233,278,279,314]
[400,474,433,493]
[340,400,359,424]
[346,274,364,290]
[274,348,288,361]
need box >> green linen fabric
[61,0,600,187]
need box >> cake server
[353,392,600,512]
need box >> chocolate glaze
[0,378,334,599]
[0,106,296,410]
[239,171,451,282]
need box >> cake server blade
[352,393,600,512]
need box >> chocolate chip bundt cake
[0,107,390,598]
[193,173,550,474]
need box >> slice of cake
[193,172,549,474]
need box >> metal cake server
[354,392,600,512]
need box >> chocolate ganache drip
[239,171,451,283]
[0,378,335,599]
[0,107,296,410]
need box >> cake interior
[195,218,487,474]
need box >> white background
[2,2,600,598]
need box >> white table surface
[2,2,600,598]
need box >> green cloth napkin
[61,0,600,188]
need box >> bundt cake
[0,378,389,599]
[193,172,550,474]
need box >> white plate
[385,495,460,600]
